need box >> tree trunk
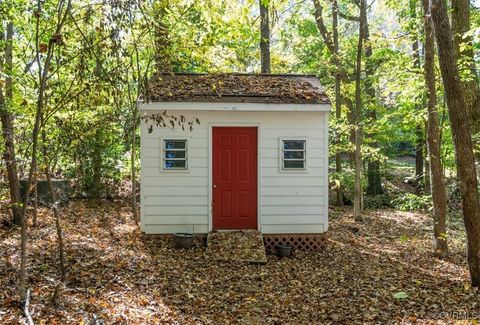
[451,0,480,134]
[312,0,355,179]
[424,120,431,195]
[259,0,270,74]
[423,0,448,257]
[91,136,102,197]
[354,0,366,221]
[344,97,356,169]
[367,160,382,195]
[0,22,22,225]
[415,123,424,186]
[451,0,480,182]
[430,0,480,285]
[334,104,344,205]
[424,156,431,194]
[412,38,424,189]
[131,105,138,219]
[332,0,343,206]
[363,11,383,196]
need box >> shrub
[363,194,393,209]
[391,193,432,212]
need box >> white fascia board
[139,101,331,112]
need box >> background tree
[0,20,21,225]
[423,0,448,257]
[430,0,480,286]
[353,0,366,221]
[312,0,346,206]
[451,0,480,134]
[361,0,383,196]
[410,0,425,191]
[260,0,271,74]
[332,0,344,206]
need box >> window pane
[165,150,186,159]
[164,140,186,149]
[283,140,305,150]
[284,160,305,169]
[164,160,187,169]
[284,151,304,159]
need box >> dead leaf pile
[0,201,479,324]
[148,74,330,104]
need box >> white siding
[140,108,329,234]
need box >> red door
[213,127,258,229]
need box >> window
[163,139,188,170]
[282,139,306,170]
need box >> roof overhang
[139,101,331,112]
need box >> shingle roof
[146,73,330,104]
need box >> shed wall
[140,110,328,234]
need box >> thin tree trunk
[0,22,22,225]
[344,97,356,169]
[33,172,38,227]
[415,123,424,187]
[424,120,431,195]
[91,138,102,197]
[423,0,448,257]
[19,74,42,303]
[312,0,355,178]
[409,0,424,189]
[42,129,65,277]
[131,106,137,219]
[19,0,71,302]
[424,157,431,194]
[412,37,424,189]
[259,0,271,74]
[430,0,480,285]
[332,0,343,206]
[354,0,366,221]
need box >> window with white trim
[163,139,188,170]
[282,139,306,170]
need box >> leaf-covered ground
[1,200,479,324]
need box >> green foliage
[398,234,409,243]
[330,169,356,195]
[330,167,368,203]
[0,0,475,201]
[391,193,432,212]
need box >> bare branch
[23,288,34,325]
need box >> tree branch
[312,0,335,53]
[338,11,360,22]
[23,288,34,325]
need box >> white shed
[140,73,330,247]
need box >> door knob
[213,185,217,188]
